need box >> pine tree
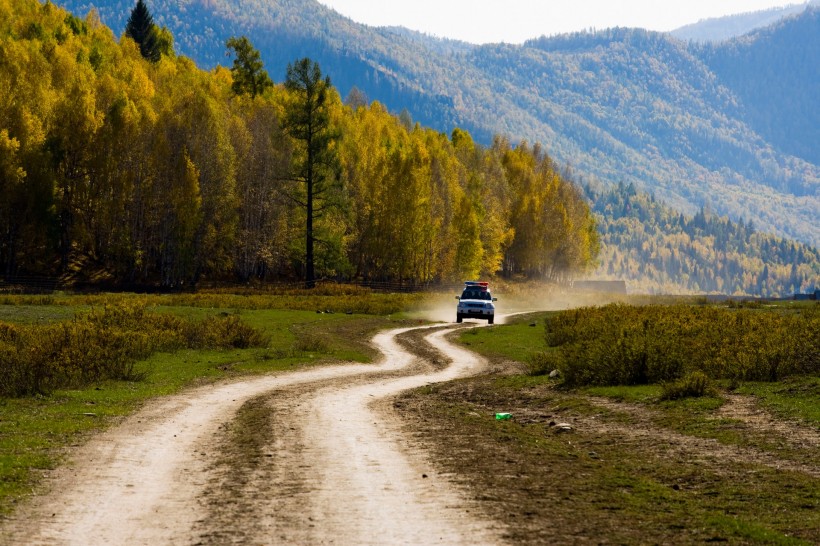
[283,58,340,288]
[226,36,273,98]
[125,0,160,62]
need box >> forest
[586,182,820,296]
[51,0,819,247]
[0,0,599,287]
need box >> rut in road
[0,324,506,546]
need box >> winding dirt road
[1,324,507,545]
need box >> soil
[1,321,817,545]
[393,370,820,544]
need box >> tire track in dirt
[0,324,505,545]
[581,396,820,478]
[717,393,820,449]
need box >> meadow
[2,289,818,543]
[440,304,819,543]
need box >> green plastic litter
[495,412,512,420]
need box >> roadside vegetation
[0,287,422,514]
[403,300,820,544]
[535,302,818,387]
[1,0,598,289]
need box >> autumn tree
[282,58,341,288]
[226,36,273,99]
[0,0,612,288]
[0,131,27,275]
[231,99,292,281]
[125,0,160,62]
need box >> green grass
[456,312,555,363]
[736,376,820,426]
[399,377,820,544]
[453,306,820,476]
[583,384,662,403]
[0,293,419,514]
[0,304,78,324]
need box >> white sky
[316,0,806,43]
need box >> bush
[0,303,268,397]
[546,304,819,388]
[527,350,560,376]
[184,314,269,349]
[660,371,714,400]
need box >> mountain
[698,8,820,166]
[56,0,819,247]
[671,1,819,42]
[586,182,820,296]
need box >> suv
[456,281,497,324]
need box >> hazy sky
[316,0,805,43]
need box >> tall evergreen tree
[226,36,273,98]
[282,58,340,289]
[125,0,160,62]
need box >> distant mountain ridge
[671,0,819,42]
[56,0,819,247]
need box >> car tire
[456,314,463,323]
[488,316,494,325]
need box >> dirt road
[1,324,507,545]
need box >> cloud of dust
[410,291,463,323]
[408,283,631,326]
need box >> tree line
[0,0,599,287]
[586,182,820,297]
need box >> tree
[344,86,368,110]
[225,36,272,99]
[282,58,341,288]
[0,130,27,275]
[125,0,160,62]
[232,102,292,282]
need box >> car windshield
[462,289,491,300]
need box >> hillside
[54,0,819,249]
[698,8,820,165]
[585,182,820,296]
[670,1,818,42]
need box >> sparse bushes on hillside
[0,303,268,397]
[544,304,819,387]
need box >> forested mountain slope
[698,8,820,165]
[587,183,820,296]
[670,1,818,42]
[54,0,819,248]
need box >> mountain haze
[57,0,819,247]
[671,0,819,42]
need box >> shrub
[0,303,268,397]
[547,304,819,388]
[527,350,560,376]
[293,334,329,354]
[190,314,269,349]
[660,371,714,400]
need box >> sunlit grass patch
[737,376,820,426]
